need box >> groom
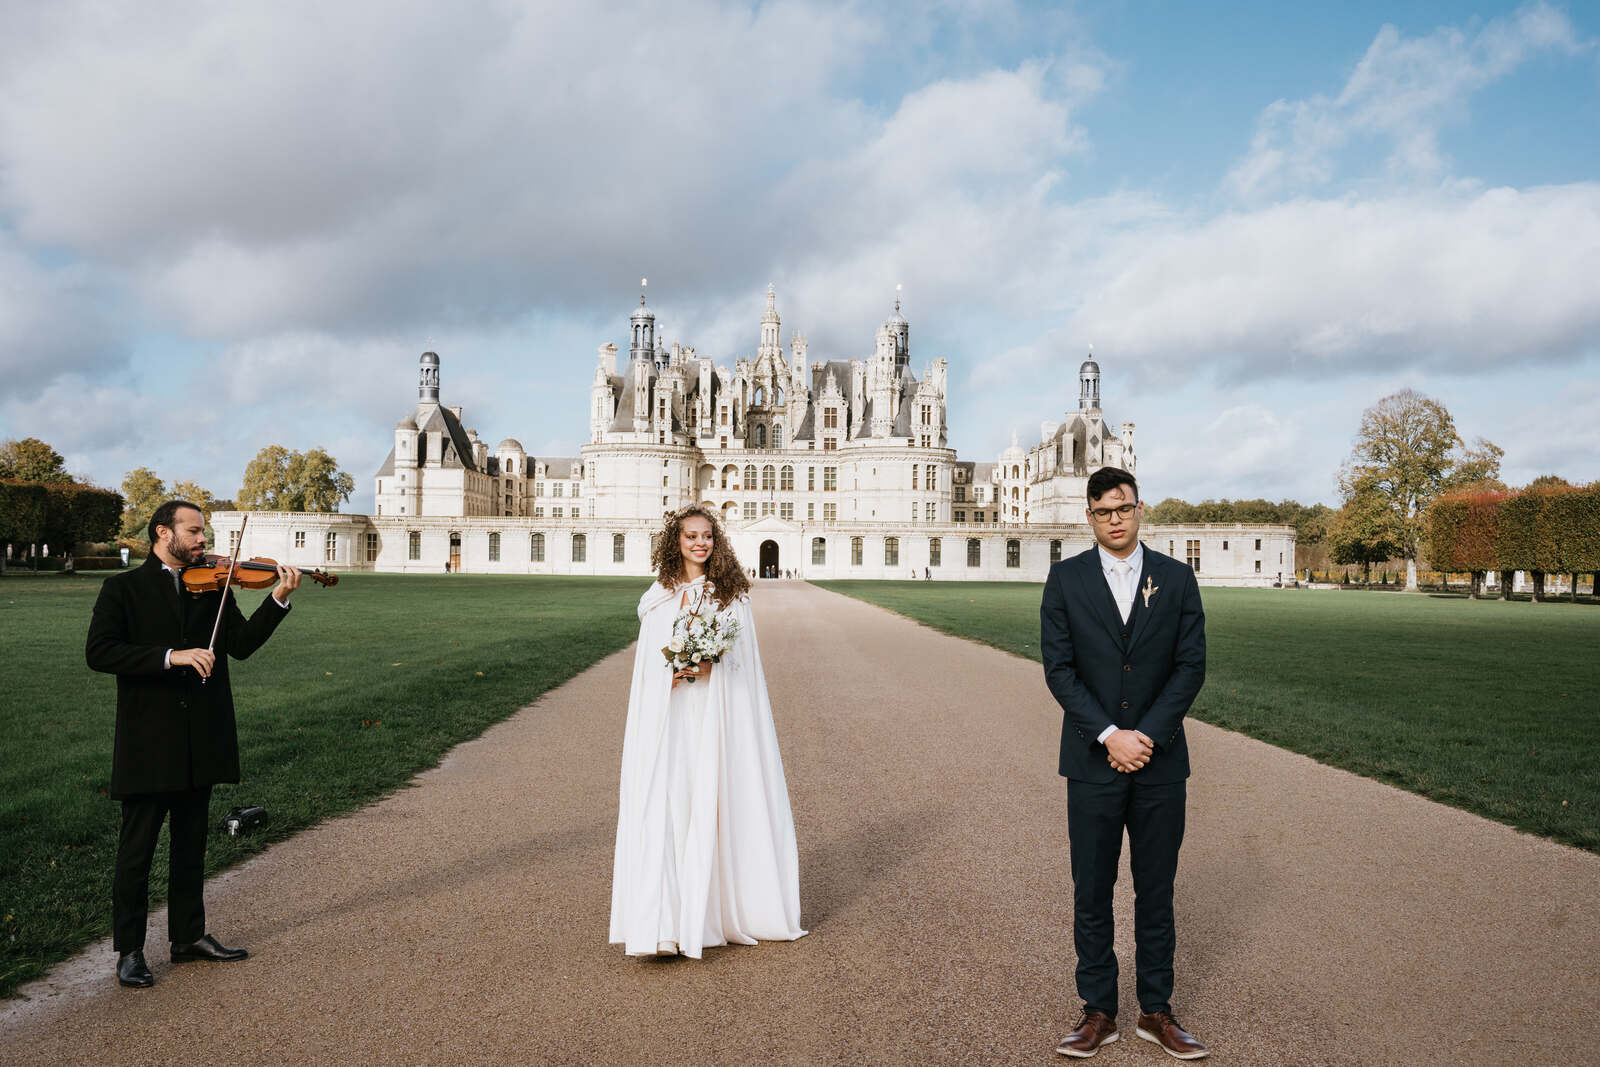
[1040,467,1208,1060]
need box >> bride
[609,504,807,958]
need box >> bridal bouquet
[661,598,740,683]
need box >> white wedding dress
[609,577,807,957]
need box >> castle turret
[1079,349,1100,413]
[419,351,440,404]
[629,283,655,365]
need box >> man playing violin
[86,500,301,989]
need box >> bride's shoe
[655,940,679,956]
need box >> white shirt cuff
[1097,724,1118,744]
[273,595,291,610]
[163,649,173,669]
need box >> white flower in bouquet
[660,593,741,683]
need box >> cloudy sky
[1,0,1596,512]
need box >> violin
[180,555,339,594]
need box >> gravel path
[4,581,1597,1065]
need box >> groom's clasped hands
[1105,728,1154,773]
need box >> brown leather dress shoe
[1055,1010,1118,1058]
[1135,1011,1208,1059]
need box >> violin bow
[201,512,248,685]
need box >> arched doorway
[759,539,779,579]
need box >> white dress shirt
[1094,542,1144,744]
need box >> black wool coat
[1040,544,1206,784]
[86,555,290,798]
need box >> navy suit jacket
[1040,544,1205,784]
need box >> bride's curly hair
[651,504,750,608]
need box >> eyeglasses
[1087,503,1138,523]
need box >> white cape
[609,577,806,957]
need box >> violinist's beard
[166,532,204,566]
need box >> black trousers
[112,787,212,952]
[1067,776,1186,1017]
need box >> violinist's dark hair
[651,504,749,608]
[148,500,203,544]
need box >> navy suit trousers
[1067,775,1185,1017]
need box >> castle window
[488,532,501,562]
[808,467,815,491]
[552,483,563,498]
[408,531,421,561]
[755,424,767,447]
[325,532,338,564]
[1006,539,1020,568]
[744,464,757,487]
[912,466,919,490]
[812,538,826,565]
[781,502,793,520]
[850,537,863,566]
[807,503,814,520]
[571,483,580,498]
[1222,540,1229,551]
[572,533,587,563]
[535,482,544,497]
[530,533,545,562]
[1050,540,1062,564]
[744,502,756,520]
[762,465,776,490]
[773,426,783,448]
[1255,559,1262,573]
[295,531,306,549]
[1255,538,1262,551]
[823,503,836,521]
[925,502,936,521]
[955,510,966,522]
[781,466,794,491]
[614,533,626,563]
[926,465,936,491]
[967,539,982,567]
[553,507,562,518]
[761,502,774,517]
[955,486,966,502]
[534,507,544,518]
[754,386,764,405]
[823,467,837,491]
[823,438,836,451]
[824,407,838,429]
[720,407,728,425]
[1186,539,1201,572]
[975,487,985,503]
[929,538,942,567]
[884,537,899,567]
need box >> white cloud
[1065,183,1600,383]
[0,233,123,395]
[1225,3,1588,200]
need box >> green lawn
[0,572,645,997]
[815,580,1600,854]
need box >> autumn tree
[0,438,73,484]
[237,446,355,513]
[1341,389,1500,590]
[1328,473,1405,585]
[119,468,168,542]
[1444,437,1506,493]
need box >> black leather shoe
[171,933,248,963]
[117,950,154,988]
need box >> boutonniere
[1142,575,1159,607]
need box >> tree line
[1429,484,1600,602]
[0,437,353,573]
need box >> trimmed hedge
[1430,484,1600,599]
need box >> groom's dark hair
[1086,467,1138,503]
